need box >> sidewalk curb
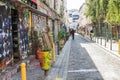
[79,35,120,60]
[45,37,71,80]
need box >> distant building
[78,3,92,35]
[67,9,79,30]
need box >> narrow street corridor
[46,33,120,80]
[1,0,120,80]
[66,34,120,80]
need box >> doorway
[11,9,20,63]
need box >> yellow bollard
[52,43,56,62]
[56,77,62,80]
[21,63,26,80]
[119,40,120,54]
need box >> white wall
[78,3,91,27]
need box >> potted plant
[36,45,52,76]
[57,29,66,50]
[65,32,70,41]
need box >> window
[72,15,79,19]
[69,14,72,17]
[73,17,79,21]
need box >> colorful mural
[0,6,13,61]
[18,10,29,59]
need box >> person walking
[70,28,75,40]
[90,29,94,40]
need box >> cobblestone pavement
[67,34,120,80]
[12,68,45,80]
[11,59,45,80]
[45,38,71,80]
[11,34,120,80]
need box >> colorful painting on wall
[0,6,13,61]
[18,10,29,59]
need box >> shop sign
[31,0,37,3]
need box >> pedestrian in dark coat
[70,28,75,40]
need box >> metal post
[97,37,98,43]
[100,37,102,45]
[21,63,26,80]
[110,38,112,50]
[52,43,56,62]
[119,40,120,54]
[105,37,106,47]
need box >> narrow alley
[0,0,120,80]
[3,34,120,80]
[67,34,120,80]
[46,34,120,80]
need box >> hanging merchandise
[18,11,29,59]
[40,16,46,32]
[54,20,59,41]
[28,11,33,55]
[32,14,41,32]
[23,9,29,53]
[32,14,40,55]
[48,19,52,35]
[0,6,13,61]
[41,16,52,49]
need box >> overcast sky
[67,0,85,10]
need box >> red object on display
[31,0,37,3]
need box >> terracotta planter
[37,51,52,70]
[37,52,44,67]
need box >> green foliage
[43,46,51,52]
[66,32,70,37]
[65,32,70,40]
[106,0,120,26]
[85,0,109,24]
[58,29,65,40]
[85,0,120,26]
[33,31,42,47]
[85,0,99,23]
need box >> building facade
[78,3,92,35]
[0,0,67,75]
[67,9,79,30]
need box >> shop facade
[0,1,32,70]
[0,0,61,72]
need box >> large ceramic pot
[37,51,52,70]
